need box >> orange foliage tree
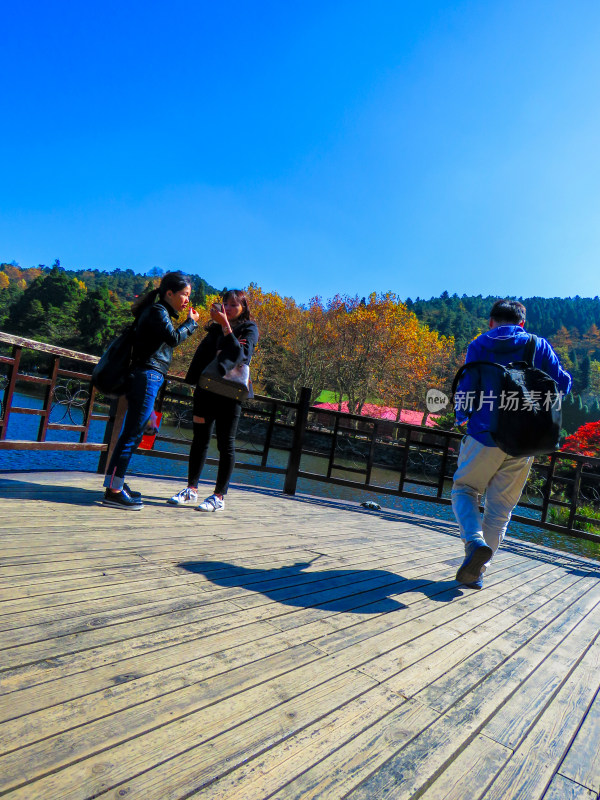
[321,293,455,415]
[0,264,43,288]
[244,285,329,401]
[582,324,600,355]
[167,285,455,413]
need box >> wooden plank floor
[1,470,600,800]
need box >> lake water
[2,390,599,562]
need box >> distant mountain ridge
[405,292,600,354]
[0,261,219,355]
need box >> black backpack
[91,323,137,398]
[451,335,562,457]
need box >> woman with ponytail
[103,271,200,509]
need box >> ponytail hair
[132,271,192,318]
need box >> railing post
[567,460,583,531]
[97,396,127,474]
[38,356,60,442]
[540,452,557,524]
[283,387,311,496]
[0,345,21,440]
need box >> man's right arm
[536,339,572,394]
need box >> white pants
[451,436,533,558]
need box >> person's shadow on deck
[177,558,462,613]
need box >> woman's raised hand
[188,306,200,323]
[210,303,228,326]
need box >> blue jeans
[104,368,164,490]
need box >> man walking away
[452,299,572,589]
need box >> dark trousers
[104,368,164,490]
[189,388,242,495]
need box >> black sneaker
[123,483,142,501]
[455,541,492,585]
[103,489,144,510]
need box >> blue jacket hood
[471,325,531,359]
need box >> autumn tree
[369,294,456,412]
[193,288,457,413]
[321,293,455,415]
[582,324,600,357]
[551,325,574,352]
[245,284,328,401]
[561,421,600,458]
[320,294,385,414]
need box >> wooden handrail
[0,332,99,364]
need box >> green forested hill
[406,292,600,426]
[0,261,218,354]
[405,292,600,354]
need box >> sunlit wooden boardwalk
[1,470,600,799]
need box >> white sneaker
[167,487,198,505]
[197,494,224,512]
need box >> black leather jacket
[131,300,198,375]
[185,319,259,397]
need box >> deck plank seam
[0,656,387,796]
[0,558,573,687]
[417,580,600,716]
[339,616,600,800]
[475,635,600,800]
[3,472,600,799]
[0,622,335,726]
[0,640,336,762]
[94,670,400,800]
[0,564,576,756]
[8,580,592,772]
[351,573,600,705]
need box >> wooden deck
[1,471,600,800]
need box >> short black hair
[489,299,526,325]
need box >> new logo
[426,388,449,413]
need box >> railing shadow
[0,476,102,506]
[502,537,600,576]
[0,475,181,506]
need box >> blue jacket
[456,325,572,447]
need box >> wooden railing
[1,330,600,542]
[0,333,108,452]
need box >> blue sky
[2,1,600,303]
